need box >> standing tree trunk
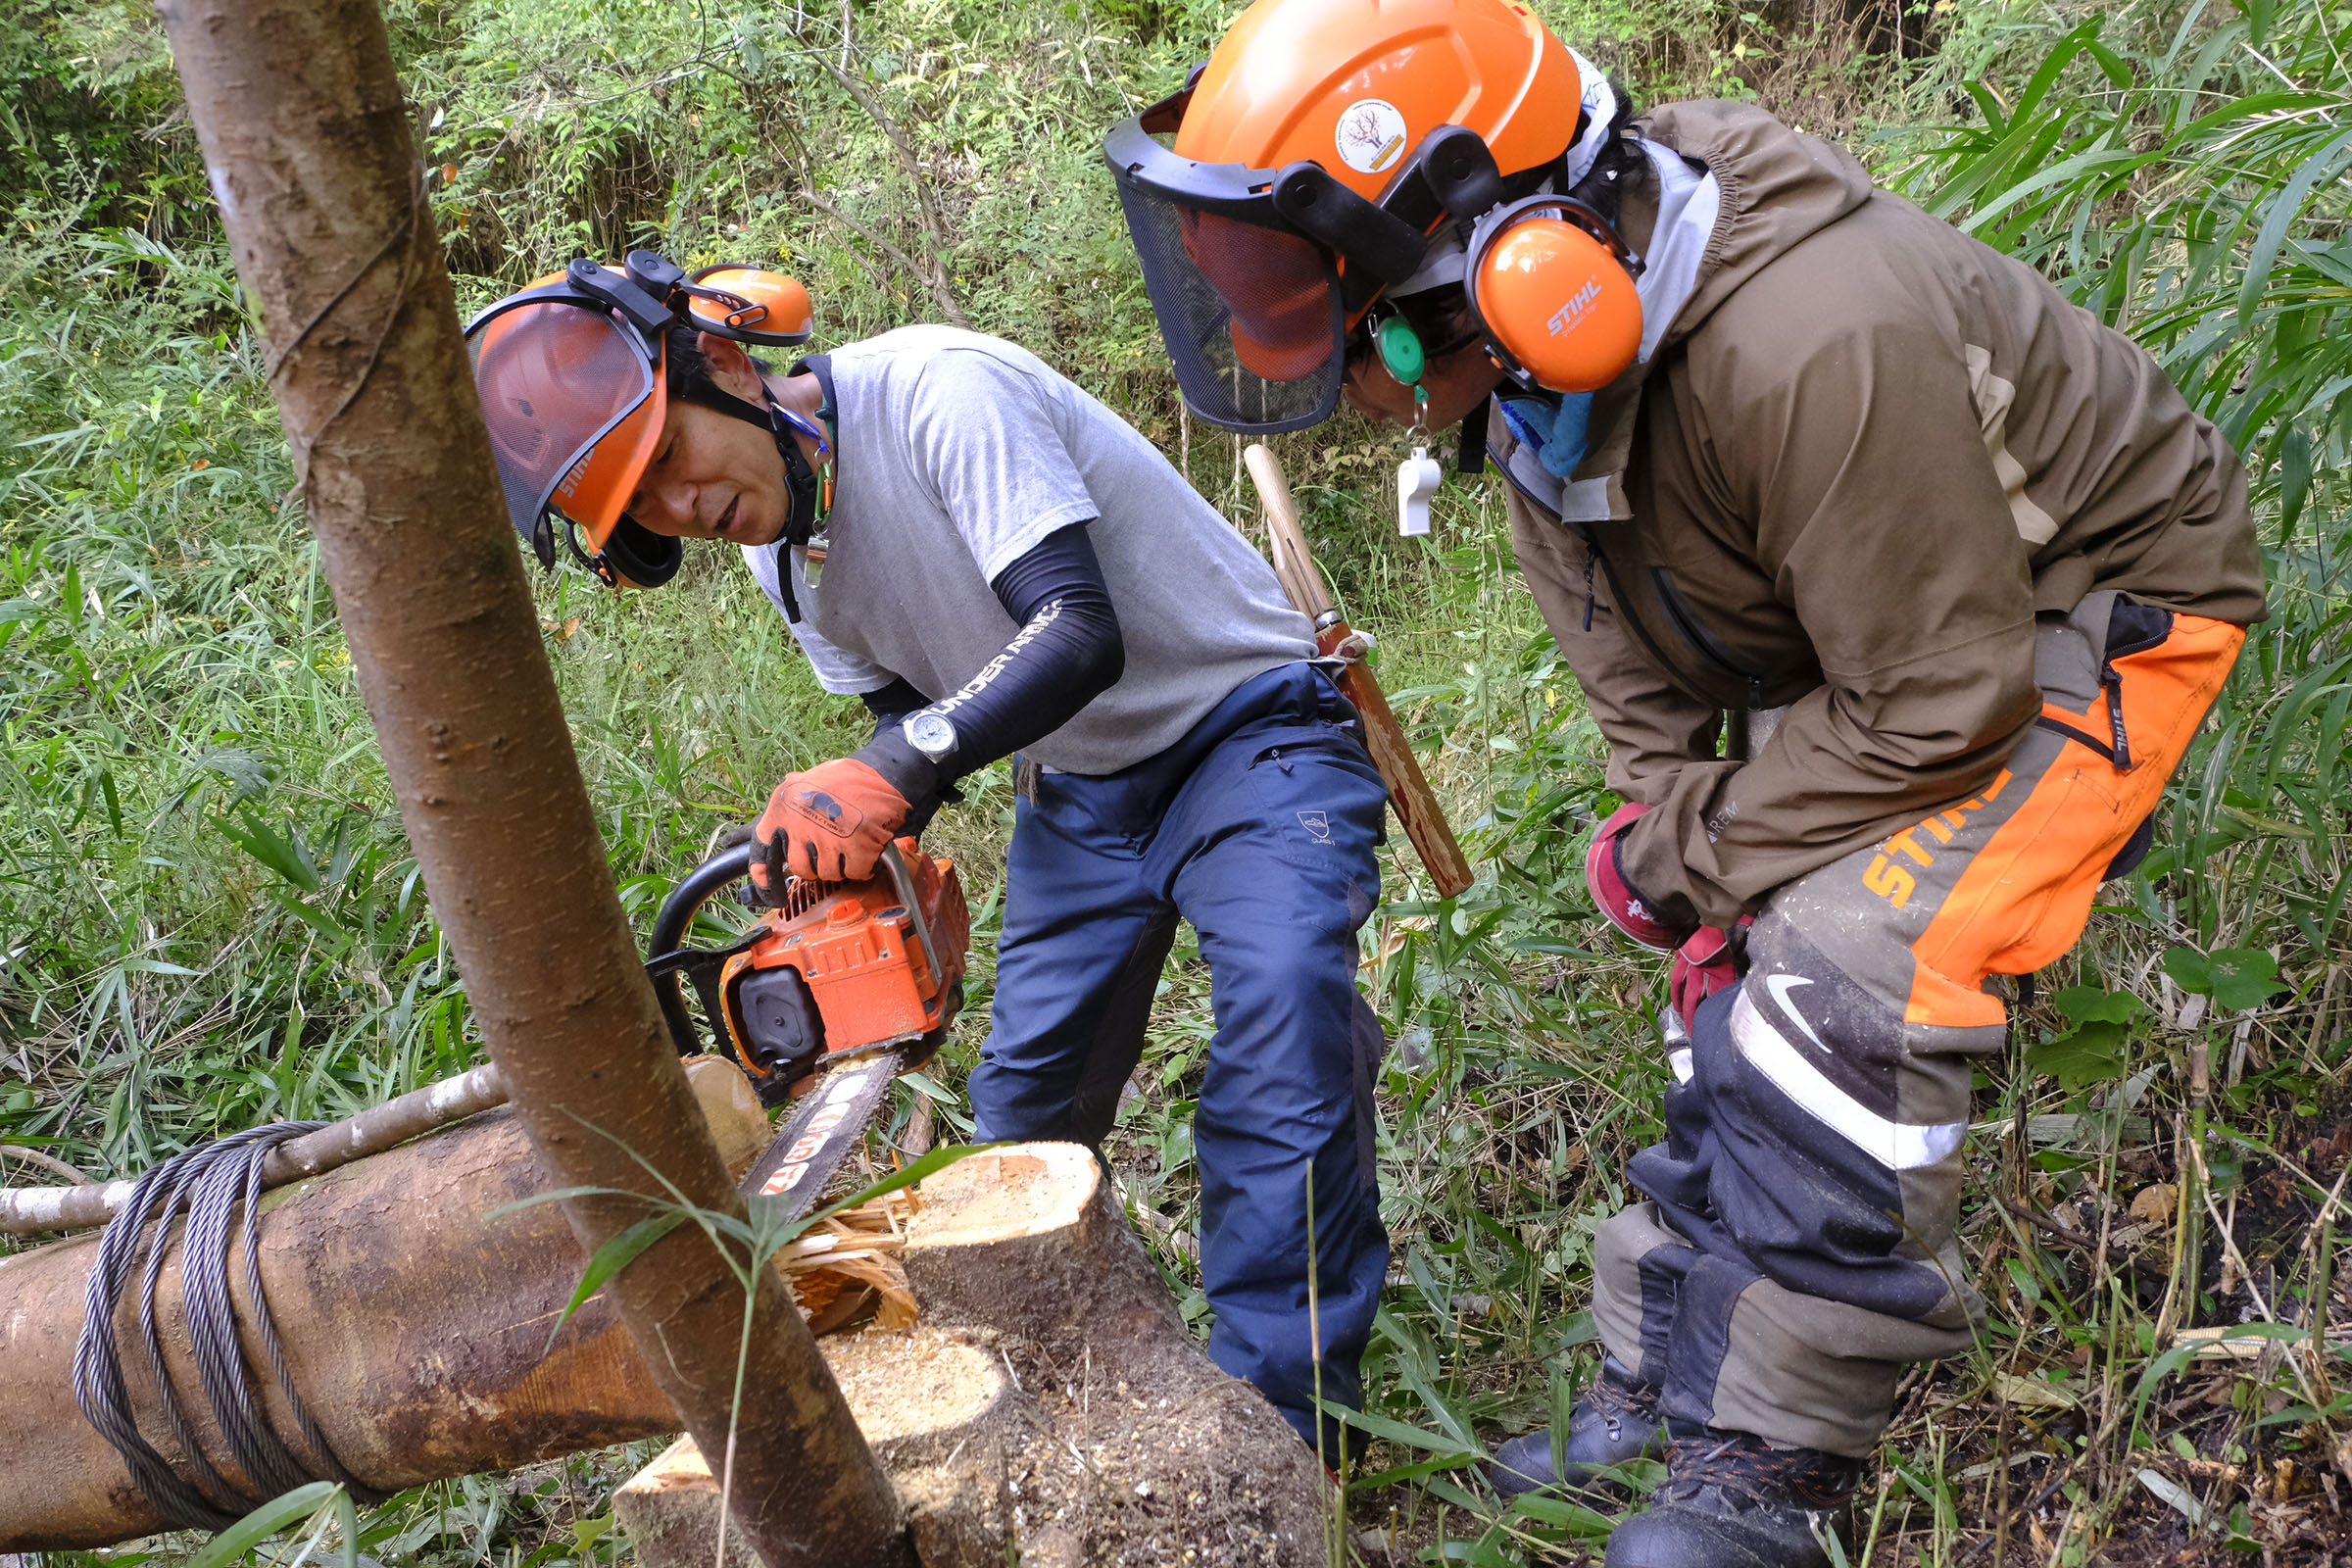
[150,4,907,1562]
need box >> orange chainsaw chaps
[718,839,969,1097]
[1899,613,2243,1029]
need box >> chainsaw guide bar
[737,1039,919,1216]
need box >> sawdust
[986,1369,1326,1565]
[823,1327,1007,1454]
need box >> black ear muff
[1461,195,1644,395]
[598,515,684,590]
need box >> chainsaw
[645,837,970,1216]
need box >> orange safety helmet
[1102,0,1642,432]
[464,252,814,589]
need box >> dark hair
[1346,77,1642,374]
[662,320,775,408]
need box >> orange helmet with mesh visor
[1102,0,1631,433]
[464,253,813,589]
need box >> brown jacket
[1497,102,2267,931]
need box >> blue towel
[1497,392,1594,479]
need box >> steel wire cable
[73,1122,382,1529]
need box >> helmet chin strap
[674,380,826,550]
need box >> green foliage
[2,0,2348,1564]
[1889,0,2352,531]
[180,1484,356,1568]
[2162,943,2289,1011]
[2029,985,2141,1091]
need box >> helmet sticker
[1334,99,1409,175]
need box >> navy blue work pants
[968,662,1391,1453]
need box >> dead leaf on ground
[1994,1372,2080,1409]
[2130,1182,2179,1224]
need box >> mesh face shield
[1103,91,1513,437]
[1110,167,1346,432]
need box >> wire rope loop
[72,1122,384,1530]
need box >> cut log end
[625,1142,1330,1568]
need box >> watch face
[904,711,956,759]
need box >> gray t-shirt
[742,326,1312,774]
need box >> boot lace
[1583,1367,1658,1428]
[1662,1431,1858,1511]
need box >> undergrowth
[0,0,2346,1564]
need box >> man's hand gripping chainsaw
[644,837,971,1217]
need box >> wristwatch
[902,710,958,762]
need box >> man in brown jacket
[1103,1,2265,1563]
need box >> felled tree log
[617,1144,1332,1568]
[0,1058,768,1553]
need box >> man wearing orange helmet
[1106,1,2265,1562]
[466,252,1393,1460]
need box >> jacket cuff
[1616,811,1711,938]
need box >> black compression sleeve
[851,522,1124,801]
[859,678,929,722]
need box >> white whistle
[1397,447,1442,537]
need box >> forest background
[0,0,2347,1562]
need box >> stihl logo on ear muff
[1546,277,1605,337]
[1463,194,1644,395]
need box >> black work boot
[1603,1423,1864,1568]
[1485,1354,1663,1501]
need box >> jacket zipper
[1649,566,1767,710]
[1494,434,1762,707]
[1491,454,1692,691]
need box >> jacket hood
[1635,101,1876,355]
[1512,101,1878,520]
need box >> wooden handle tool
[1243,444,1475,899]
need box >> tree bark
[150,4,907,1561]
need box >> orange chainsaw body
[716,839,969,1098]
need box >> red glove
[1585,801,1683,952]
[1669,918,1751,1025]
[752,758,909,889]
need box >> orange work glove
[751,758,910,890]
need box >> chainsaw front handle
[646,841,758,1056]
[877,842,947,1005]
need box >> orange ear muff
[684,265,814,348]
[1463,196,1642,395]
